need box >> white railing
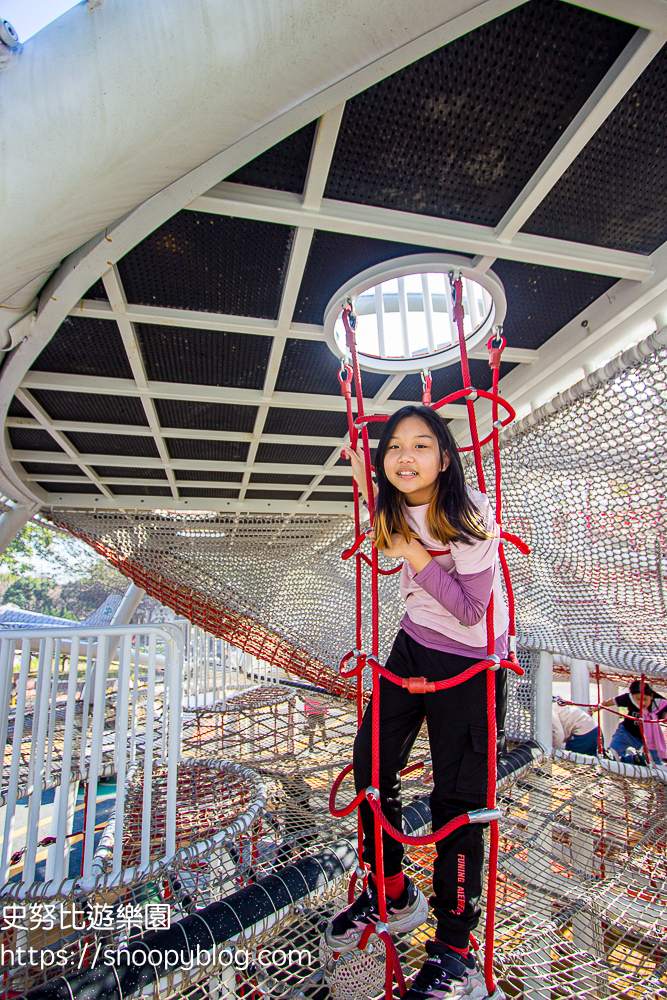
[180,622,281,710]
[0,623,182,893]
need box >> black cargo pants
[353,628,495,949]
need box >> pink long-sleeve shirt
[399,489,509,659]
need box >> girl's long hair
[373,405,489,549]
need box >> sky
[2,0,80,42]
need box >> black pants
[353,629,494,949]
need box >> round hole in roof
[323,254,506,375]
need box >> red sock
[383,872,406,900]
[437,938,469,959]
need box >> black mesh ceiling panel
[67,432,159,458]
[263,407,349,438]
[21,462,80,476]
[226,121,318,193]
[30,390,148,426]
[175,470,244,482]
[8,397,31,418]
[390,360,516,401]
[311,491,350,502]
[491,261,618,350]
[275,339,386,396]
[179,487,240,498]
[249,473,313,484]
[118,211,294,319]
[84,279,107,300]
[155,399,257,432]
[93,465,168,479]
[111,485,172,497]
[335,446,376,467]
[293,232,459,325]
[138,325,271,389]
[166,440,250,462]
[323,0,634,227]
[38,482,102,494]
[321,475,351,486]
[255,443,333,465]
[524,46,667,253]
[245,489,302,500]
[31,317,133,379]
[9,428,64,452]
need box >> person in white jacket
[552,700,600,755]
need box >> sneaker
[403,941,491,999]
[324,874,428,954]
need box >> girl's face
[383,415,449,506]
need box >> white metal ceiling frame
[1,0,536,512]
[2,0,667,515]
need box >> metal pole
[535,650,553,752]
[106,582,146,668]
[0,504,34,556]
[570,658,590,708]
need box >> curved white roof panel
[0,0,496,302]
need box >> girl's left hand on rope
[368,529,432,571]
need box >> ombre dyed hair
[373,405,490,549]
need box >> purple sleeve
[412,561,494,626]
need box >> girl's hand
[341,443,375,503]
[368,530,432,572]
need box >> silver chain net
[50,329,667,681]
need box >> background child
[604,680,667,764]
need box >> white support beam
[0,503,38,555]
[19,370,469,419]
[22,474,342,493]
[372,373,406,406]
[10,449,357,477]
[302,104,346,210]
[33,493,355,515]
[14,389,114,499]
[103,267,179,499]
[238,101,344,504]
[494,29,666,242]
[470,238,667,443]
[71,298,540,360]
[563,0,667,33]
[189,182,653,281]
[71,299,326,341]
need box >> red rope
[329,279,530,997]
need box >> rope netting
[47,328,667,682]
[5,690,665,999]
[473,327,667,677]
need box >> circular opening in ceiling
[323,254,506,375]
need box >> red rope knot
[339,649,366,677]
[421,370,432,406]
[338,363,353,399]
[341,532,368,560]
[402,676,436,694]
[487,331,506,371]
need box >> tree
[3,577,67,618]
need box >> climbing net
[4,687,665,1000]
[472,328,667,677]
[47,325,667,683]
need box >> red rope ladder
[328,271,529,997]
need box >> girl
[325,404,508,999]
[604,680,667,764]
